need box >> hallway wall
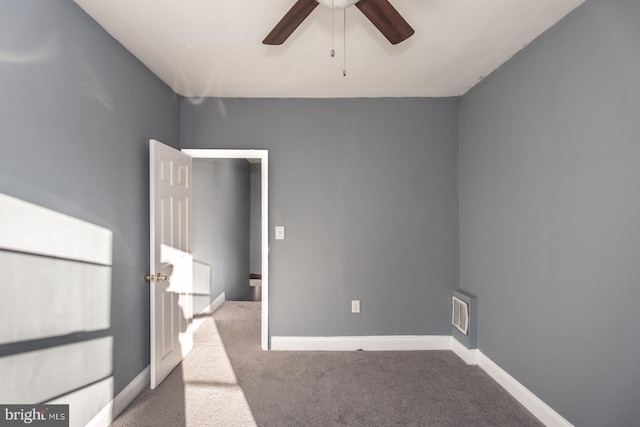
[249,163,262,275]
[193,159,251,303]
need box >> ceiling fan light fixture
[263,0,414,46]
[316,0,358,10]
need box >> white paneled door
[149,139,193,389]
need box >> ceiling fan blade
[263,0,319,45]
[355,0,414,45]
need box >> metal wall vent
[452,295,469,335]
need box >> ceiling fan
[263,0,414,46]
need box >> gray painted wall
[181,98,460,336]
[250,163,262,274]
[193,159,251,303]
[459,0,640,425]
[0,0,179,420]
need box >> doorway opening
[183,149,269,350]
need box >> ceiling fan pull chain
[343,8,347,77]
[330,0,335,57]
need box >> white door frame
[182,149,269,350]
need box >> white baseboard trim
[86,366,150,427]
[208,291,226,314]
[193,292,225,330]
[477,353,573,427]
[272,334,571,426]
[271,335,452,351]
[451,338,479,365]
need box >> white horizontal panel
[193,261,211,315]
[193,260,210,295]
[0,193,112,265]
[0,337,113,404]
[0,252,111,345]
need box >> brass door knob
[145,273,168,282]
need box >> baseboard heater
[451,289,477,349]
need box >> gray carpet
[112,302,542,426]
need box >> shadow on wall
[0,193,113,427]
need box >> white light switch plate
[275,226,285,240]
[351,300,360,313]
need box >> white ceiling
[73,0,584,98]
